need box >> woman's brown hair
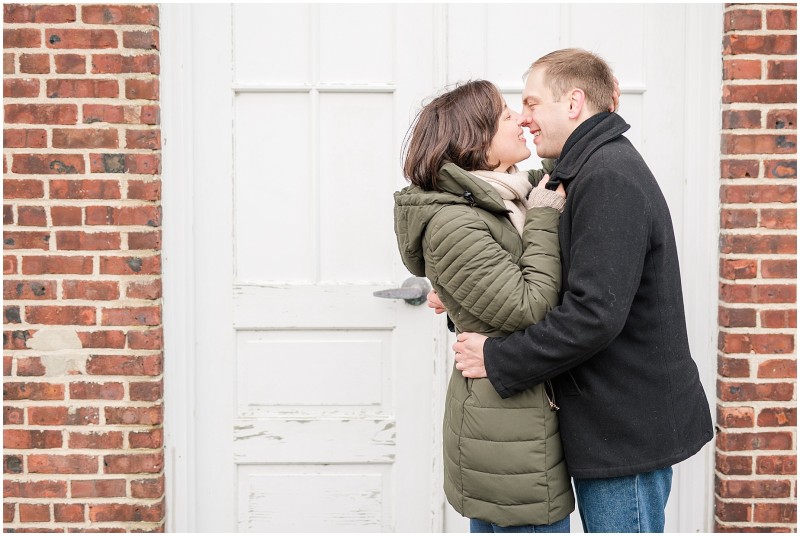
[402,80,504,191]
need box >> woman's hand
[536,173,566,197]
[427,289,446,314]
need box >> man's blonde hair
[525,48,615,114]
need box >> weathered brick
[69,431,124,449]
[52,128,119,149]
[4,77,40,98]
[5,103,77,125]
[757,407,797,426]
[717,431,794,452]
[54,503,85,523]
[45,29,117,49]
[46,78,118,99]
[89,501,163,523]
[70,479,127,499]
[3,479,68,498]
[4,5,76,23]
[723,34,797,56]
[69,382,124,400]
[4,429,63,449]
[717,454,753,476]
[81,5,159,25]
[4,382,65,401]
[11,154,85,175]
[756,455,797,475]
[4,28,41,48]
[102,452,163,475]
[28,454,99,474]
[86,354,161,376]
[19,503,50,522]
[28,406,99,426]
[54,53,85,74]
[4,128,47,148]
[717,405,754,427]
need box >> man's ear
[567,88,586,120]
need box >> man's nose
[516,112,531,126]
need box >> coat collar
[552,113,631,182]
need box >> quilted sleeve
[424,205,561,333]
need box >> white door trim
[160,4,722,531]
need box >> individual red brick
[761,309,797,329]
[4,204,13,225]
[28,406,99,426]
[3,52,13,74]
[717,405,754,427]
[28,454,98,474]
[717,454,753,475]
[758,407,797,426]
[125,279,161,300]
[3,355,12,375]
[719,380,794,402]
[83,104,135,124]
[125,77,159,102]
[720,236,797,256]
[99,256,160,275]
[4,103,77,125]
[4,406,24,425]
[82,5,159,25]
[54,53,86,74]
[767,109,797,130]
[754,503,797,523]
[721,132,797,154]
[85,206,161,226]
[757,455,797,475]
[3,329,34,350]
[725,8,763,31]
[54,503,85,523]
[4,305,21,324]
[140,105,160,125]
[16,356,47,376]
[3,479,67,498]
[721,209,757,229]
[131,476,164,499]
[722,60,762,81]
[721,159,760,179]
[4,180,44,199]
[55,231,121,251]
[761,259,796,279]
[4,5,76,23]
[715,500,751,522]
[3,382,65,401]
[22,255,93,275]
[717,478,792,499]
[19,53,50,74]
[102,452,163,474]
[105,406,162,426]
[5,255,19,274]
[63,280,120,301]
[127,180,161,201]
[52,128,118,149]
[761,209,797,230]
[19,503,50,522]
[86,354,161,376]
[3,502,13,523]
[126,128,161,149]
[76,330,126,349]
[68,382,124,400]
[767,8,798,30]
[719,306,757,327]
[26,305,96,325]
[11,154,84,175]
[17,205,47,226]
[128,231,161,251]
[4,78,40,98]
[46,78,118,99]
[130,381,162,402]
[101,307,161,326]
[45,29,117,49]
[764,159,797,179]
[50,180,120,199]
[3,231,49,250]
[4,128,47,148]
[69,431,123,449]
[129,428,163,449]
[122,30,159,50]
[127,328,162,350]
[89,501,164,523]
[720,333,795,354]
[767,59,797,80]
[718,356,751,377]
[4,454,23,473]
[51,206,82,226]
[723,184,798,203]
[70,479,126,498]
[4,429,63,449]
[723,34,797,56]
[92,54,159,75]
[4,28,41,48]
[717,431,794,452]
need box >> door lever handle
[373,277,431,306]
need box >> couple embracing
[393,49,713,533]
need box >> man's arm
[456,168,652,398]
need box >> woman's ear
[567,88,586,120]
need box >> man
[449,49,713,533]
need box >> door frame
[160,4,722,532]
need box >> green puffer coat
[393,163,574,527]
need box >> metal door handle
[373,277,431,306]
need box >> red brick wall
[717,3,797,532]
[3,4,164,532]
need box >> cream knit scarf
[471,169,532,235]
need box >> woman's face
[487,103,531,172]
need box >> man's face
[521,67,572,159]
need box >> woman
[393,80,573,533]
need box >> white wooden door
[163,3,719,533]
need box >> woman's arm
[423,204,561,333]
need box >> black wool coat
[484,113,714,479]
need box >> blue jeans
[573,466,673,533]
[470,516,570,533]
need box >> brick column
[717,4,797,532]
[3,4,164,531]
